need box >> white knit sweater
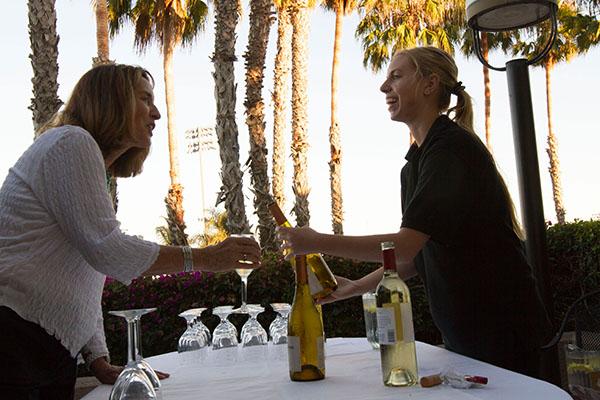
[0,125,160,363]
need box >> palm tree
[289,0,314,227]
[108,0,209,245]
[93,0,112,66]
[271,0,293,211]
[243,0,278,249]
[513,2,599,224]
[322,0,358,234]
[93,0,119,211]
[460,31,514,151]
[28,0,62,135]
[212,0,251,234]
[355,0,463,72]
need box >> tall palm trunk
[93,0,118,211]
[213,0,250,234]
[93,0,111,66]
[290,0,311,227]
[163,24,188,245]
[244,0,277,250]
[271,6,292,210]
[329,7,344,234]
[28,0,62,135]
[482,33,492,152]
[544,59,566,224]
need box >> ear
[423,73,440,96]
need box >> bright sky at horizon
[1,1,599,243]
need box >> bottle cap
[381,241,395,251]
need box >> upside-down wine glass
[240,304,268,346]
[178,308,210,352]
[212,305,239,349]
[269,303,291,345]
[108,308,159,400]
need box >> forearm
[142,245,203,276]
[314,228,427,265]
[314,233,400,263]
[355,262,417,294]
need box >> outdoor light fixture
[465,0,558,310]
[467,0,558,70]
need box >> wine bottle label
[307,267,324,296]
[316,336,325,370]
[376,303,414,344]
[287,336,302,372]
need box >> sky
[1,1,599,242]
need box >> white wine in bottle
[268,202,337,300]
[376,241,418,387]
[287,255,326,381]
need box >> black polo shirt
[400,115,548,357]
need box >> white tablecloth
[83,338,571,400]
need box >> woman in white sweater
[0,64,261,398]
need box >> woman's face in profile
[379,54,424,123]
[130,77,161,149]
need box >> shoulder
[425,117,489,163]
[38,125,102,158]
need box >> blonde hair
[397,46,524,240]
[39,64,155,177]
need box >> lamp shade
[466,0,558,31]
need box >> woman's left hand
[90,357,170,384]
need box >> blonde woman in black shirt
[278,46,550,378]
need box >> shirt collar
[404,115,452,162]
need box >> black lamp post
[466,0,558,310]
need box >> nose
[380,79,390,94]
[151,104,161,121]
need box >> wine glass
[178,308,210,352]
[230,233,259,313]
[269,303,291,345]
[240,304,268,347]
[108,308,159,400]
[212,305,238,349]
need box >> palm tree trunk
[244,0,277,250]
[93,0,117,212]
[93,0,111,66]
[163,24,187,243]
[544,59,566,224]
[28,0,62,135]
[482,33,492,152]
[329,7,344,235]
[213,0,250,234]
[271,6,292,210]
[290,0,311,227]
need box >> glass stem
[127,319,138,365]
[241,277,248,306]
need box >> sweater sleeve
[81,316,111,367]
[37,126,159,284]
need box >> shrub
[546,220,600,329]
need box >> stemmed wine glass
[230,233,259,313]
[240,304,268,346]
[178,308,210,352]
[108,308,160,400]
[212,305,238,349]
[269,303,291,345]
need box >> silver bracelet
[182,245,194,272]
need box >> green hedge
[101,220,600,366]
[546,220,600,327]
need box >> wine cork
[420,374,442,387]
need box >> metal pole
[505,58,551,309]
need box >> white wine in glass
[231,233,258,313]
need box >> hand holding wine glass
[230,233,260,313]
[199,235,261,273]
